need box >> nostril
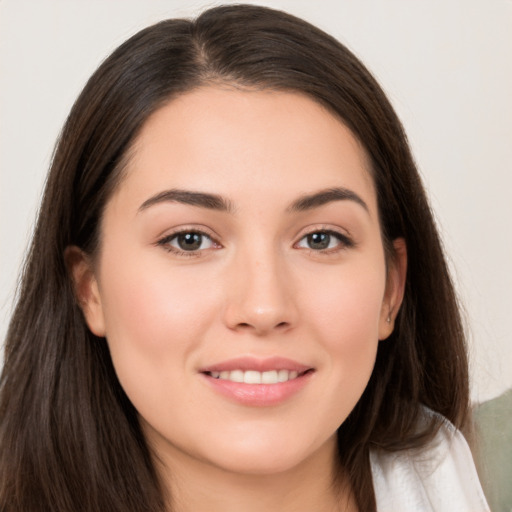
[233,320,290,333]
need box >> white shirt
[371,416,490,511]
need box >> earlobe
[378,237,407,340]
[65,246,106,337]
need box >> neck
[153,436,358,512]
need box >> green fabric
[473,389,512,512]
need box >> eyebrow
[138,189,234,213]
[138,186,368,215]
[288,187,369,213]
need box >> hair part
[0,5,469,512]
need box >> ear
[65,246,106,337]
[378,238,407,340]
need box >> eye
[296,230,353,251]
[158,230,218,254]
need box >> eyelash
[156,228,354,257]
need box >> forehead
[114,87,377,215]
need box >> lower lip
[201,372,314,407]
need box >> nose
[223,247,298,336]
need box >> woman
[0,4,488,511]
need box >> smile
[200,357,315,406]
[206,369,304,384]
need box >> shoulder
[370,408,490,512]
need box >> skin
[70,87,406,512]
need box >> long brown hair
[0,5,469,511]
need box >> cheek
[304,260,386,347]
[299,259,386,415]
[96,251,219,391]
[101,252,213,333]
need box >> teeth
[244,370,261,384]
[230,370,244,383]
[278,369,289,382]
[208,369,303,384]
[261,370,278,384]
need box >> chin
[209,448,312,476]
[198,429,337,477]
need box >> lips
[199,356,315,406]
[200,356,312,374]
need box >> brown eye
[306,232,331,250]
[175,233,204,251]
[296,230,353,252]
[159,231,216,253]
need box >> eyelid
[155,223,219,240]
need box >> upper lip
[199,356,313,374]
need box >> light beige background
[1,0,511,403]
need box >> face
[74,87,405,477]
